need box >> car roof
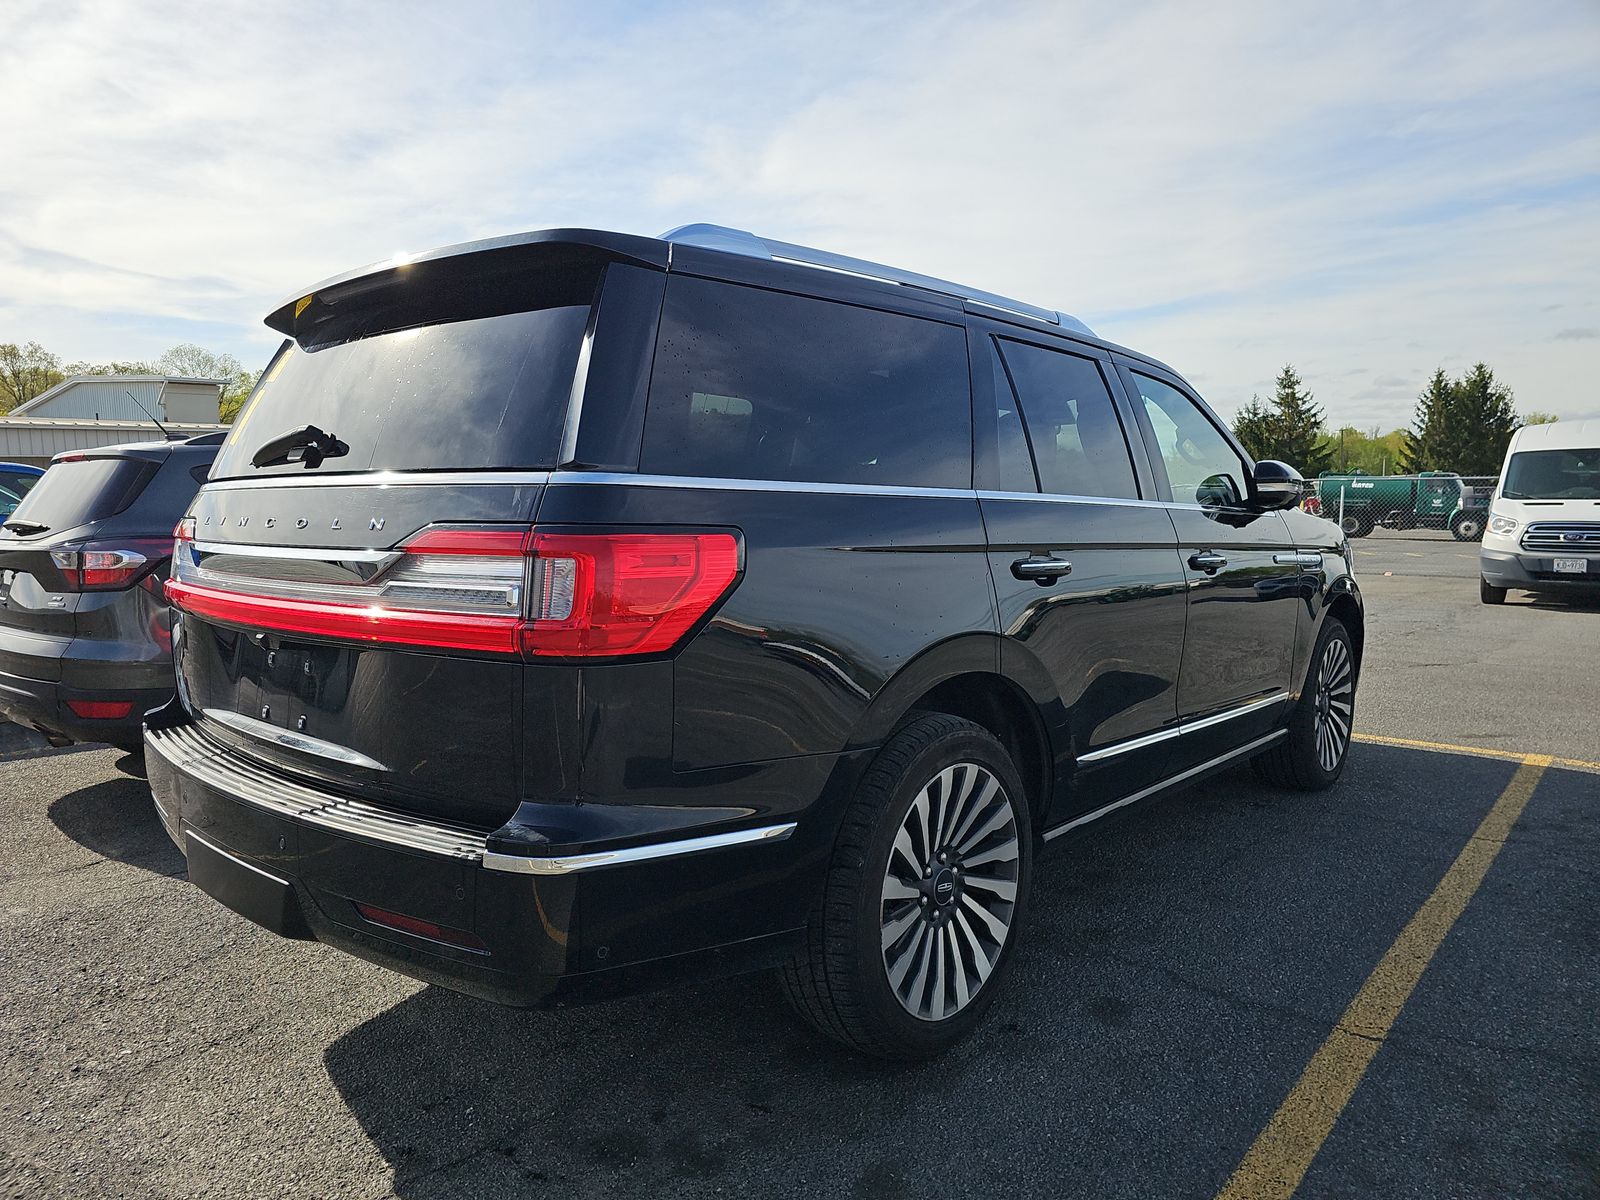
[0,461,45,475]
[262,224,1183,377]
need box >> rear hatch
[0,451,168,683]
[169,249,602,828]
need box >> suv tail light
[49,539,167,590]
[165,525,741,659]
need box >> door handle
[1012,555,1073,584]
[1188,551,1228,574]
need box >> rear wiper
[250,424,350,470]
[1,519,49,534]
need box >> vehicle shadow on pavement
[48,773,185,878]
[321,749,1540,1200]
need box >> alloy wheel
[880,762,1020,1021]
[1313,637,1354,772]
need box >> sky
[2,0,1598,428]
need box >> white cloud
[1,0,1597,425]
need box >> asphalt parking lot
[2,538,1596,1199]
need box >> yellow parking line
[1354,731,1600,773]
[1215,754,1553,1200]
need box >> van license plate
[1553,558,1588,574]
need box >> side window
[640,277,972,488]
[992,352,1037,491]
[996,339,1139,499]
[1132,373,1247,507]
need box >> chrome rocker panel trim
[1044,729,1289,841]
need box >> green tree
[0,341,65,413]
[1260,364,1331,475]
[1521,411,1558,425]
[1400,369,1454,472]
[1231,394,1275,460]
[1450,363,1518,474]
[1316,425,1409,475]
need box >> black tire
[779,714,1033,1059]
[1480,577,1507,605]
[1452,513,1484,542]
[1340,514,1375,539]
[1252,617,1356,791]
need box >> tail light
[165,525,741,659]
[49,539,168,590]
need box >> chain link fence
[1303,473,1498,542]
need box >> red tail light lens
[50,543,162,590]
[521,532,740,657]
[65,699,134,719]
[165,525,741,659]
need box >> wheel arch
[849,634,1058,828]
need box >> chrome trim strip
[547,471,978,499]
[481,822,798,876]
[184,828,293,886]
[201,708,389,772]
[193,540,399,565]
[1076,691,1288,764]
[201,471,554,491]
[558,323,596,466]
[1045,729,1289,841]
[979,489,1174,510]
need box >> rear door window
[641,277,972,489]
[995,339,1139,499]
[212,260,600,479]
[1130,373,1248,507]
[3,456,158,533]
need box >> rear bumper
[1480,547,1600,594]
[145,710,855,1006]
[0,668,168,747]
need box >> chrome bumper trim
[147,721,797,875]
[481,822,799,875]
[201,708,389,772]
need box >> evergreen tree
[1232,394,1276,461]
[1264,365,1331,475]
[1400,369,1453,472]
[1401,365,1518,474]
[1450,363,1518,474]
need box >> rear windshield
[4,457,157,533]
[212,260,600,479]
[1502,448,1600,500]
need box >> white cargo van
[1480,419,1600,603]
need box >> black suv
[145,225,1361,1057]
[1,435,223,750]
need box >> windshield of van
[1501,448,1600,499]
[212,261,599,479]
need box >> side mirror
[1251,459,1306,511]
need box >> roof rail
[659,223,1094,337]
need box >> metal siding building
[0,375,229,467]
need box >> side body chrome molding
[1077,691,1287,765]
[1044,728,1289,842]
